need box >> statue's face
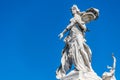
[71,7,77,14]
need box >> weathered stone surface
[61,70,102,80]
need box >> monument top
[56,5,116,80]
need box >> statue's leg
[83,42,92,62]
[80,48,91,70]
[56,50,72,79]
[73,37,91,71]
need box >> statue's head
[71,5,80,15]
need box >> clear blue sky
[0,0,120,80]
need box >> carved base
[60,70,102,80]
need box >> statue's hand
[107,65,112,69]
[58,33,63,39]
[112,53,114,57]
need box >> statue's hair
[71,5,80,12]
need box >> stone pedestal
[61,70,102,80]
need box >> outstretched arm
[58,21,75,39]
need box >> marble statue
[56,5,100,80]
[56,4,117,80]
[102,54,116,80]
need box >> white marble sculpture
[102,54,116,80]
[56,5,116,80]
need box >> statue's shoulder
[70,18,76,23]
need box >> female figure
[56,5,99,79]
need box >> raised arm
[107,54,116,75]
[112,54,116,70]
